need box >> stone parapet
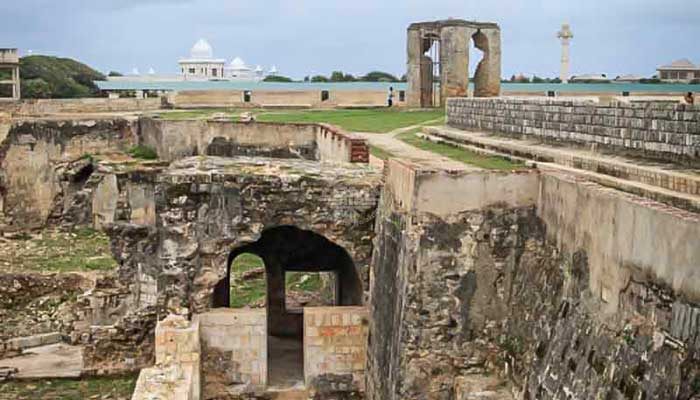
[447,98,700,165]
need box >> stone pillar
[472,28,501,97]
[406,28,424,108]
[12,67,20,100]
[419,54,433,108]
[557,24,574,83]
[439,26,473,106]
[265,259,286,336]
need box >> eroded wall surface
[0,118,138,227]
[367,164,700,399]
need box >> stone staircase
[421,126,700,213]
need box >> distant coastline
[95,80,699,93]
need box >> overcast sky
[1,0,698,79]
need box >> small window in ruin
[230,253,266,308]
[284,271,336,312]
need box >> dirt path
[354,122,477,170]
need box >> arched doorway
[212,225,363,388]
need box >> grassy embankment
[395,128,525,170]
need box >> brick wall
[132,314,201,400]
[303,306,369,393]
[196,309,267,390]
[447,98,700,164]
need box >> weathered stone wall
[367,163,700,399]
[139,118,318,162]
[0,98,161,116]
[139,118,368,164]
[0,118,138,227]
[196,309,266,396]
[131,315,201,400]
[447,98,700,164]
[107,157,381,317]
[304,306,368,394]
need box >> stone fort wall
[367,161,700,400]
[447,98,700,165]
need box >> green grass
[228,253,325,308]
[255,109,445,133]
[369,145,394,160]
[396,129,525,170]
[126,145,158,160]
[8,228,118,273]
[0,374,138,399]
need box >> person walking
[387,86,394,107]
[685,92,695,105]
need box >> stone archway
[212,225,363,337]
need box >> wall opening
[211,225,363,389]
[471,30,490,97]
[422,36,440,107]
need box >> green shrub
[19,55,106,98]
[361,71,400,82]
[263,75,293,82]
[21,78,52,98]
[127,145,158,160]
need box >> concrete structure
[0,48,20,101]
[557,23,574,83]
[179,39,226,80]
[657,59,700,82]
[406,19,501,108]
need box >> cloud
[0,0,698,79]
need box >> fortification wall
[166,89,397,108]
[139,118,369,164]
[367,163,700,400]
[139,118,318,161]
[0,98,161,116]
[447,98,700,165]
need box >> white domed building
[178,39,226,80]
[226,57,263,81]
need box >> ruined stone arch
[407,19,502,107]
[212,225,363,336]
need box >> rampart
[447,98,700,165]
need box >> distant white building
[178,39,226,80]
[570,73,610,83]
[657,59,700,82]
[227,57,264,81]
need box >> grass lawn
[229,253,325,308]
[369,145,394,160]
[396,129,525,171]
[0,374,138,400]
[1,228,117,273]
[255,109,445,133]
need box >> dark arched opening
[212,225,363,336]
[212,225,363,388]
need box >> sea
[95,80,699,93]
